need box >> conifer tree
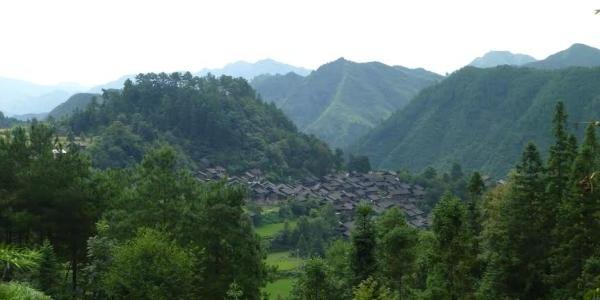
[427,192,474,299]
[350,205,377,286]
[554,124,600,297]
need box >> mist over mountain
[252,58,442,149]
[469,51,537,68]
[0,76,83,115]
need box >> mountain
[48,93,102,119]
[353,66,600,177]
[89,75,135,93]
[68,73,340,178]
[197,59,311,80]
[251,58,443,149]
[526,43,600,69]
[469,51,537,68]
[0,77,83,115]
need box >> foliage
[102,228,196,300]
[69,72,339,179]
[0,282,51,300]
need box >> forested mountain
[197,58,311,79]
[469,50,537,68]
[353,66,600,176]
[48,93,101,119]
[251,58,443,149]
[68,72,341,178]
[526,43,600,69]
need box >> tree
[427,192,475,299]
[350,205,377,285]
[553,123,600,297]
[375,208,417,295]
[292,258,337,300]
[102,228,195,299]
[353,277,397,300]
[34,241,64,298]
[479,143,548,299]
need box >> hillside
[68,73,340,178]
[469,50,536,68]
[526,43,600,69]
[353,66,600,176]
[251,58,443,149]
[48,93,101,119]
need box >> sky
[0,0,599,86]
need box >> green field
[266,251,303,271]
[264,278,295,299]
[255,220,297,238]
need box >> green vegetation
[266,251,304,272]
[256,220,297,239]
[47,93,101,120]
[67,72,341,179]
[252,58,442,149]
[264,278,295,299]
[355,65,600,176]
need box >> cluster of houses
[195,166,431,233]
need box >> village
[195,166,431,234]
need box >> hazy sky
[0,0,599,86]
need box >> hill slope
[526,43,600,69]
[68,73,339,178]
[251,58,442,149]
[469,51,536,68]
[48,93,102,119]
[353,66,600,176]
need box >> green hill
[48,93,101,119]
[251,58,442,149]
[353,66,600,177]
[68,73,339,179]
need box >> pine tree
[350,205,377,286]
[554,124,600,297]
[427,192,474,299]
[35,241,63,298]
[504,143,548,298]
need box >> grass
[255,220,297,238]
[264,278,295,300]
[266,251,304,271]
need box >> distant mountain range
[196,59,311,79]
[0,77,84,116]
[469,51,537,68]
[251,58,443,149]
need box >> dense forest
[1,101,598,299]
[67,73,343,179]
[354,65,600,176]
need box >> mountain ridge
[252,58,443,149]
